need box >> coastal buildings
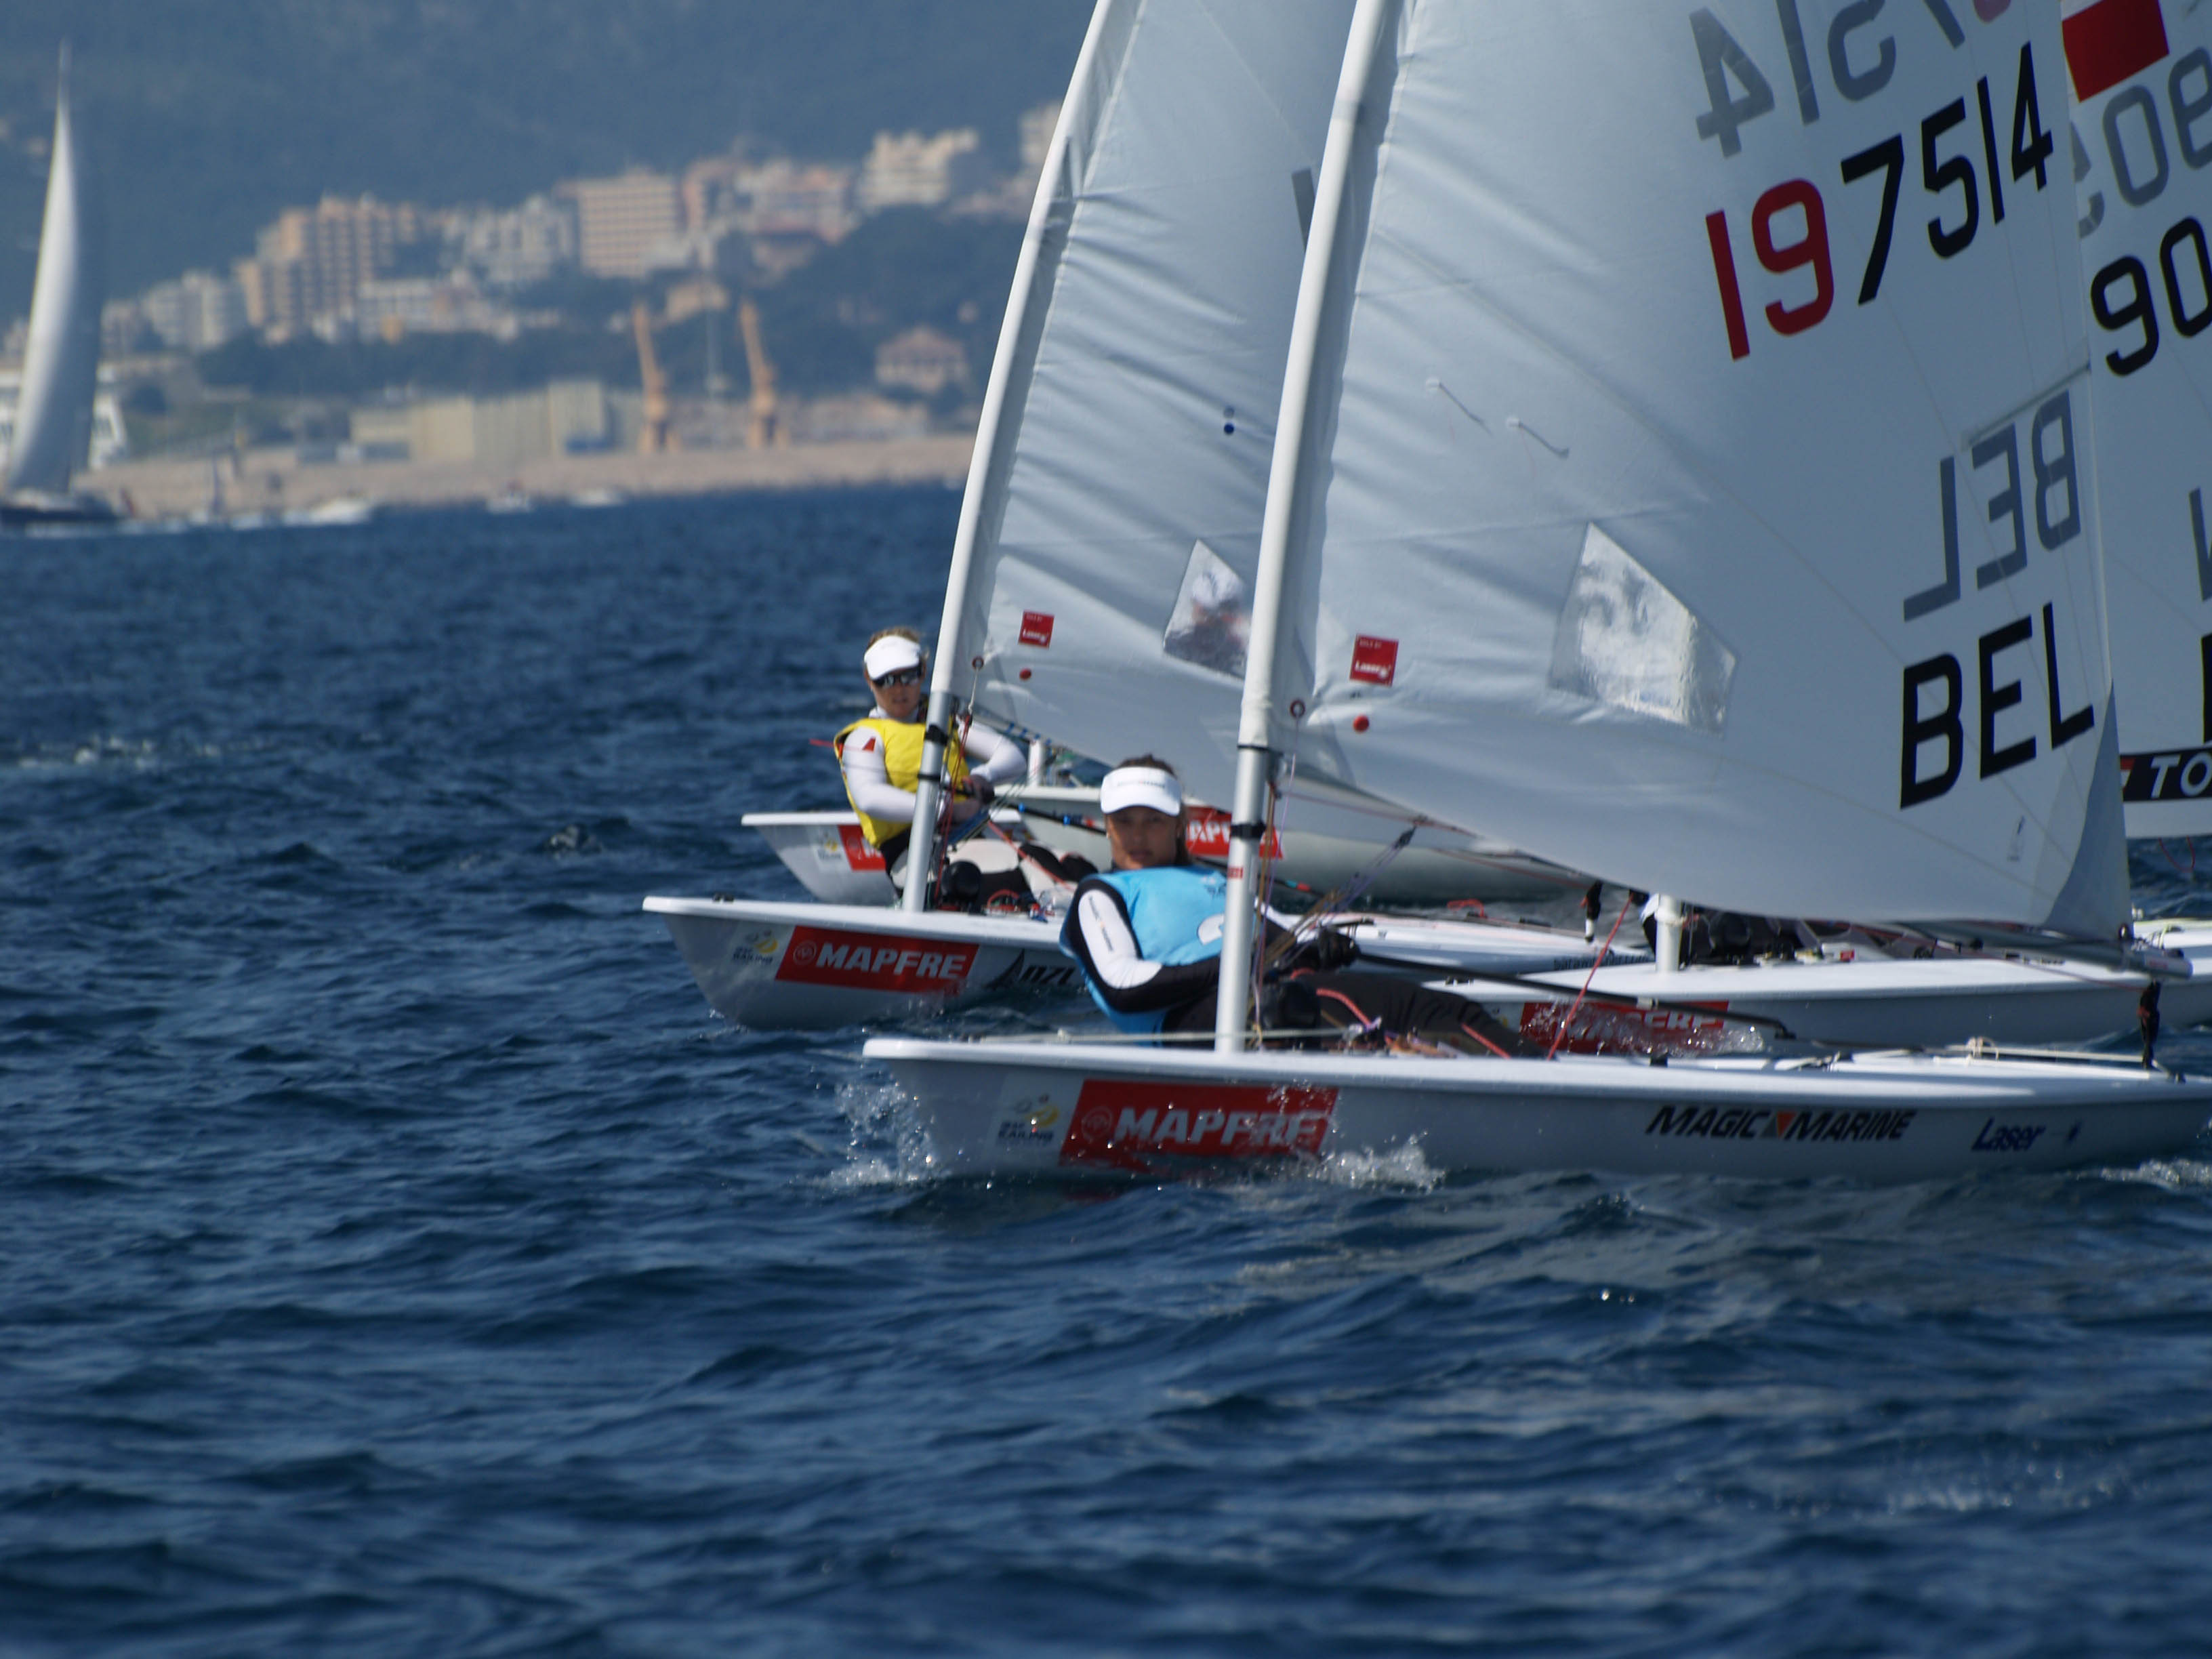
[141,270,249,352]
[459,195,580,290]
[8,98,1076,482]
[238,196,425,337]
[874,327,968,397]
[350,379,612,467]
[856,129,987,211]
[560,171,684,279]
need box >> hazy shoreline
[83,434,977,520]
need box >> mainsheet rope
[1544,888,1639,1061]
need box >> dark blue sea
[10,488,2212,1656]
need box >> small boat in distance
[2,46,119,531]
[285,494,377,527]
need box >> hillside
[0,0,1090,321]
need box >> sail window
[1162,539,1252,678]
[1548,523,1736,734]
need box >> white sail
[939,0,1357,805]
[2068,0,2212,838]
[1264,0,2123,937]
[9,47,102,497]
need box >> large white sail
[2068,0,2212,838]
[937,0,1357,805]
[9,47,103,497]
[1266,0,2124,936]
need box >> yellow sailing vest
[834,715,970,849]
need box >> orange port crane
[739,297,783,449]
[632,299,677,454]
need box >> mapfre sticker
[1518,1000,1731,1057]
[1184,805,1282,859]
[1020,611,1055,647]
[836,823,886,871]
[1061,1080,1336,1170]
[775,926,976,991]
[1349,635,1398,685]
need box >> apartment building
[560,171,684,279]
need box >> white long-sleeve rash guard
[838,713,1026,828]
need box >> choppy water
[8,490,2212,1656]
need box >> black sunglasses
[872,667,923,688]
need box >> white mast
[1214,0,1397,1050]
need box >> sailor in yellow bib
[836,630,1025,871]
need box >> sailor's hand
[963,778,996,806]
[1284,926,1358,975]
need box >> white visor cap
[863,636,926,680]
[1100,766,1183,818]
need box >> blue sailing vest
[1077,865,1229,1033]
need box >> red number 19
[1708,178,1835,361]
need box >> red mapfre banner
[1060,1079,1337,1170]
[775,926,977,992]
[1183,806,1282,859]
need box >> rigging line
[1883,919,2184,984]
[1548,889,1640,1059]
[1258,823,1419,977]
[981,816,1082,911]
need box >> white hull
[742,813,899,906]
[646,892,2212,1048]
[866,1038,2212,1183]
[746,787,1582,908]
[646,897,1084,1029]
[1454,952,2212,1054]
[642,896,1617,1031]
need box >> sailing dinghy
[867,0,2212,1179]
[645,0,1628,1029]
[3,47,119,531]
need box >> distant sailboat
[3,45,119,529]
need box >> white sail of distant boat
[2067,0,2212,838]
[4,45,116,525]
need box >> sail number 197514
[1694,9,2053,361]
